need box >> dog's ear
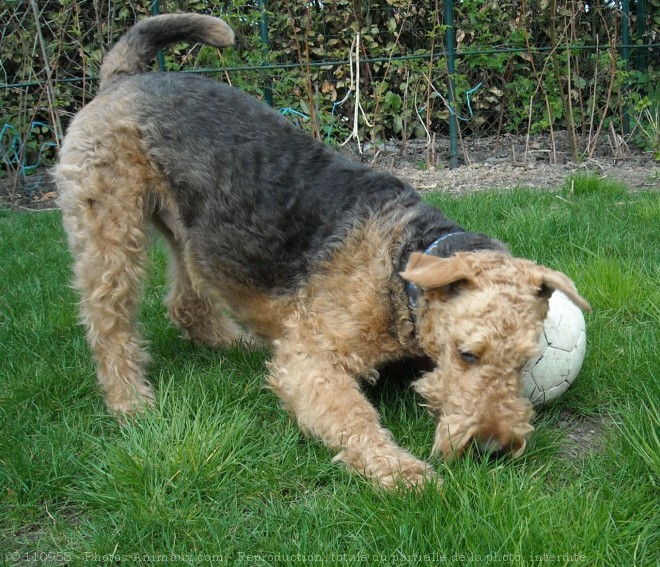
[534,266,591,312]
[400,252,475,290]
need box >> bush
[1,0,658,161]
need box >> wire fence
[1,0,659,198]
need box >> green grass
[1,181,658,566]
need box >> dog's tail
[99,13,234,88]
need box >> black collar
[405,232,464,312]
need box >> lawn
[1,177,658,566]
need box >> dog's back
[133,72,425,292]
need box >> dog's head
[401,251,590,460]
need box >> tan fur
[266,219,432,488]
[405,251,589,461]
[55,96,244,412]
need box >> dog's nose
[476,436,509,459]
[476,431,526,459]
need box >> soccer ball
[521,291,587,406]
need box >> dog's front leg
[267,328,435,489]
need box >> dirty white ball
[522,291,587,406]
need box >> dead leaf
[37,191,57,202]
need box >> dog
[54,13,590,488]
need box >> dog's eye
[460,351,478,364]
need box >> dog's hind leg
[163,240,246,347]
[56,128,158,415]
[60,189,154,415]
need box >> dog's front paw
[342,448,439,490]
[377,454,439,490]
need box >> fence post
[445,0,459,169]
[635,0,648,73]
[621,0,631,135]
[150,0,165,72]
[259,0,274,106]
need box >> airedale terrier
[54,14,590,488]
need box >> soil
[556,411,607,459]
[353,131,660,195]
